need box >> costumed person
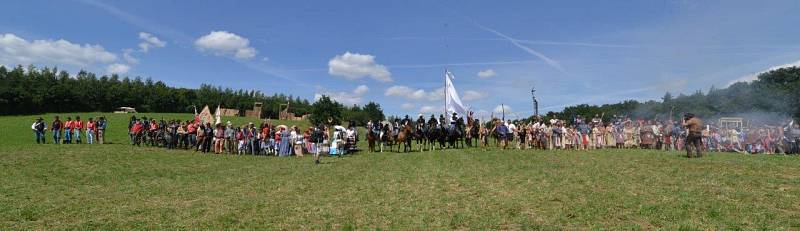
[64,117,73,144]
[279,126,291,157]
[310,125,322,164]
[86,117,95,144]
[32,117,47,144]
[73,116,83,144]
[682,113,704,158]
[52,116,63,144]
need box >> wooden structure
[718,117,745,129]
[114,107,137,113]
[278,101,310,121]
[244,102,262,119]
[218,108,239,117]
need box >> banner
[445,71,468,118]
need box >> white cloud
[106,63,130,74]
[401,103,415,110]
[328,52,392,82]
[0,33,116,67]
[122,48,139,65]
[727,60,800,86]
[194,31,257,59]
[494,104,513,113]
[420,105,444,114]
[477,69,496,78]
[353,85,369,95]
[462,90,488,101]
[137,32,166,52]
[385,85,443,101]
[314,85,370,105]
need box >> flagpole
[444,69,447,122]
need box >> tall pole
[501,103,505,121]
[444,69,447,122]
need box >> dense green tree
[309,95,343,126]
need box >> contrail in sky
[473,22,567,73]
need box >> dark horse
[446,117,466,149]
[427,124,443,151]
[414,123,427,152]
[380,124,394,152]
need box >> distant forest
[0,65,381,121]
[540,67,800,124]
[2,65,798,124]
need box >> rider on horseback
[450,113,457,127]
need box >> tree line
[0,65,385,124]
[538,67,800,124]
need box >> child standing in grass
[73,116,83,144]
[64,117,73,144]
[86,117,95,144]
[237,127,246,155]
[51,116,62,144]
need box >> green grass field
[1,113,799,230]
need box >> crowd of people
[482,113,800,157]
[31,112,800,160]
[31,116,108,144]
[125,116,361,164]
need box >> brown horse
[395,123,413,152]
[367,127,377,152]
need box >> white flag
[215,105,222,125]
[445,71,468,119]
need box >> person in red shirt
[131,119,143,146]
[86,117,96,144]
[64,117,73,144]
[73,116,84,144]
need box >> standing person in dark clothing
[203,123,213,153]
[682,113,704,158]
[52,116,62,144]
[96,117,107,144]
[32,117,47,144]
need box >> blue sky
[2,0,799,118]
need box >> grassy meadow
[1,113,799,230]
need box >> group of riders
[366,113,473,153]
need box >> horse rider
[392,119,400,136]
[401,115,412,127]
[428,115,439,131]
[438,114,446,128]
[416,115,426,128]
[450,113,458,129]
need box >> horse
[427,123,442,151]
[380,124,394,152]
[446,117,466,149]
[367,126,378,152]
[395,123,413,152]
[464,112,476,148]
[414,123,427,152]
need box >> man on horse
[428,115,439,128]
